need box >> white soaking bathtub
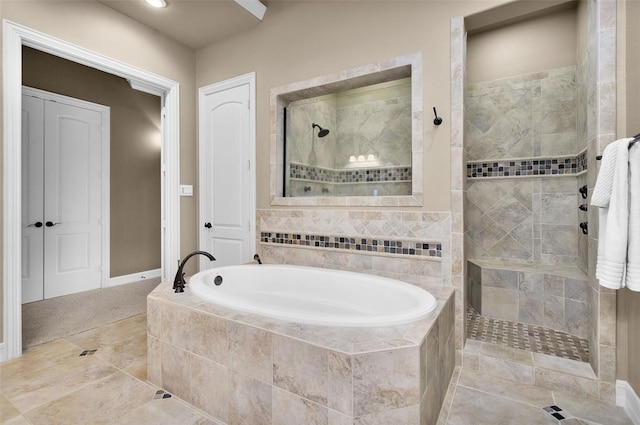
[188,264,437,326]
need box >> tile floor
[437,366,633,425]
[0,314,634,425]
[0,314,218,425]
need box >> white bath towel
[592,138,632,290]
[627,141,640,291]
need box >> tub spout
[173,251,216,293]
[253,254,262,265]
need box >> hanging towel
[592,138,632,289]
[627,141,640,291]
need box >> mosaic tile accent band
[467,151,587,178]
[260,232,442,258]
[290,162,412,183]
[466,305,589,363]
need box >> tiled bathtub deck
[147,281,457,425]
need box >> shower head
[312,123,330,138]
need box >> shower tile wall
[334,85,412,170]
[286,83,412,197]
[465,67,582,268]
[466,67,578,161]
[466,177,579,266]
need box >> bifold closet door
[21,94,104,302]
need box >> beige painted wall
[195,1,507,212]
[22,47,162,277]
[618,0,640,396]
[0,1,198,344]
[467,6,577,84]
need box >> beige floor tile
[116,397,219,425]
[2,416,33,425]
[446,386,558,425]
[24,371,156,425]
[0,392,21,424]
[2,354,117,413]
[554,391,633,425]
[1,339,83,382]
[67,314,146,348]
[457,368,554,408]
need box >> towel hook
[433,107,443,126]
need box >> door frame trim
[3,20,181,361]
[198,72,257,263]
[22,86,111,294]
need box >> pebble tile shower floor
[466,305,590,363]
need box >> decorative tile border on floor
[260,231,442,258]
[466,305,589,363]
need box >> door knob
[204,222,212,229]
[28,222,43,228]
[45,221,61,227]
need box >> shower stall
[459,0,616,387]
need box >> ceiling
[98,0,266,49]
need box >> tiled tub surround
[467,259,589,340]
[260,232,442,259]
[257,210,450,288]
[147,281,456,425]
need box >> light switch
[180,185,193,196]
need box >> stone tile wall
[467,260,589,339]
[257,210,451,289]
[285,80,412,198]
[465,177,580,266]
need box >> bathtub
[188,264,437,326]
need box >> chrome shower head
[312,123,330,138]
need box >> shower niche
[270,53,424,206]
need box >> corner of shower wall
[586,0,618,402]
[450,15,467,360]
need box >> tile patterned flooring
[0,313,633,425]
[466,305,590,363]
[0,314,218,425]
[437,366,633,425]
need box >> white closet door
[42,100,104,299]
[21,95,45,303]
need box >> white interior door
[43,100,104,298]
[21,95,45,303]
[199,75,255,269]
[21,89,107,302]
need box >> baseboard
[617,380,640,425]
[108,268,162,287]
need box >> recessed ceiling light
[144,0,167,8]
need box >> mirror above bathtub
[270,53,424,207]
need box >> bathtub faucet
[253,254,262,264]
[173,251,216,293]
